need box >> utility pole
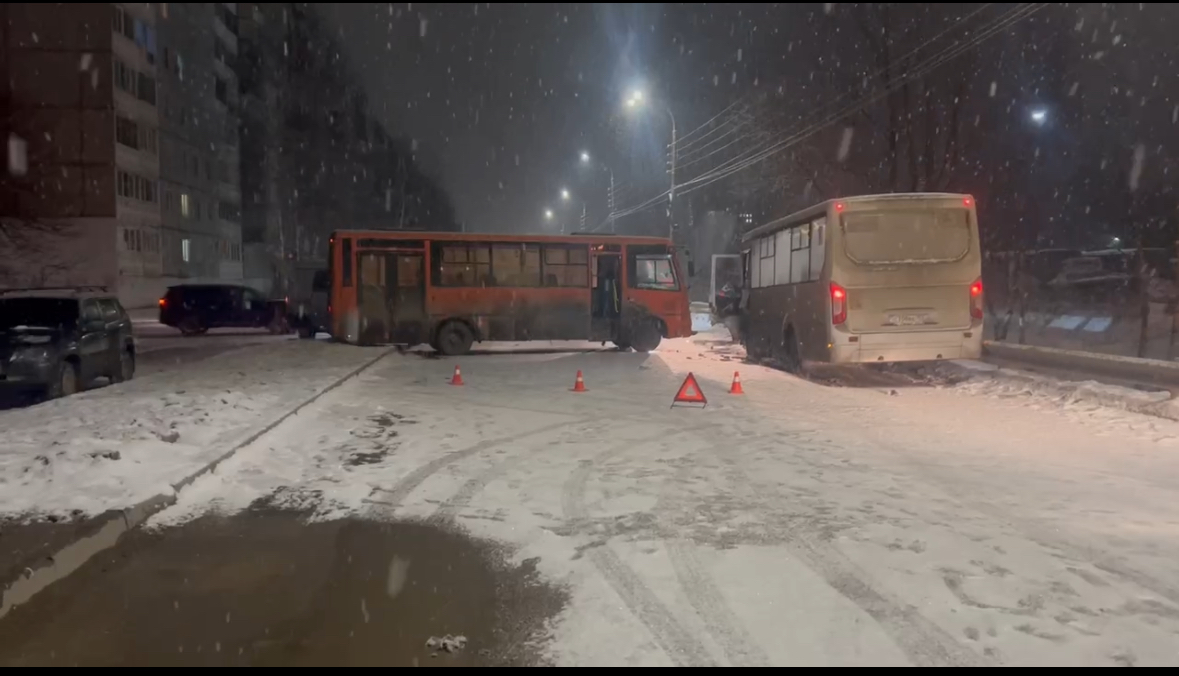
[665,107,677,241]
[608,170,616,233]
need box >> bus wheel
[781,328,802,374]
[630,321,662,353]
[436,321,474,356]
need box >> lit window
[180,193,190,217]
[181,238,190,262]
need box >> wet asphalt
[0,512,566,667]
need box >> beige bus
[732,193,983,371]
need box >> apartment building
[1,3,162,306]
[1,3,244,308]
[155,2,243,291]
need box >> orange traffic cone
[729,371,744,395]
[571,370,587,392]
[450,365,464,386]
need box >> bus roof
[331,229,674,246]
[742,192,973,243]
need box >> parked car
[0,286,135,399]
[159,284,290,336]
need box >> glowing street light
[1030,108,1047,125]
[544,208,554,220]
[560,188,571,201]
[622,89,678,238]
[579,151,591,164]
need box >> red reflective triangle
[673,372,708,405]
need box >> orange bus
[326,230,694,355]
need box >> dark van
[159,284,289,336]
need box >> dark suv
[0,287,136,399]
[159,284,289,336]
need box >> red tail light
[830,282,848,325]
[969,278,984,320]
[158,298,166,308]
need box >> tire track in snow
[561,426,717,668]
[430,412,682,525]
[663,538,772,667]
[429,417,597,524]
[694,416,991,667]
[367,416,581,516]
[658,448,772,667]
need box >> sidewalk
[0,341,388,520]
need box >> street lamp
[577,150,617,232]
[1030,108,1047,125]
[624,91,678,238]
[544,208,554,220]
[560,188,571,201]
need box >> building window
[113,58,133,94]
[218,201,240,223]
[112,7,133,41]
[214,37,232,66]
[216,5,239,35]
[176,53,184,81]
[144,128,157,154]
[115,116,139,149]
[137,72,156,105]
[181,238,190,262]
[180,193,191,217]
[215,77,228,104]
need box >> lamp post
[625,91,677,238]
[579,150,617,232]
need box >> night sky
[316,3,1179,250]
[317,3,785,234]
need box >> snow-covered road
[118,331,1179,667]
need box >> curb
[983,340,1179,388]
[0,347,394,620]
[942,359,1179,422]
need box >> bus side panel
[745,283,829,362]
[792,282,831,363]
[744,286,790,359]
[427,287,590,342]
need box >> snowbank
[0,341,386,519]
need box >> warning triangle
[671,372,708,408]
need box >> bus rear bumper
[830,329,982,364]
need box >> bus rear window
[841,210,971,265]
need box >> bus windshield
[841,209,972,265]
[633,254,678,290]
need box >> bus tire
[436,321,475,356]
[630,321,662,353]
[781,326,802,374]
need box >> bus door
[710,254,742,320]
[590,245,622,341]
[356,249,426,345]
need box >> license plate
[887,313,935,326]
